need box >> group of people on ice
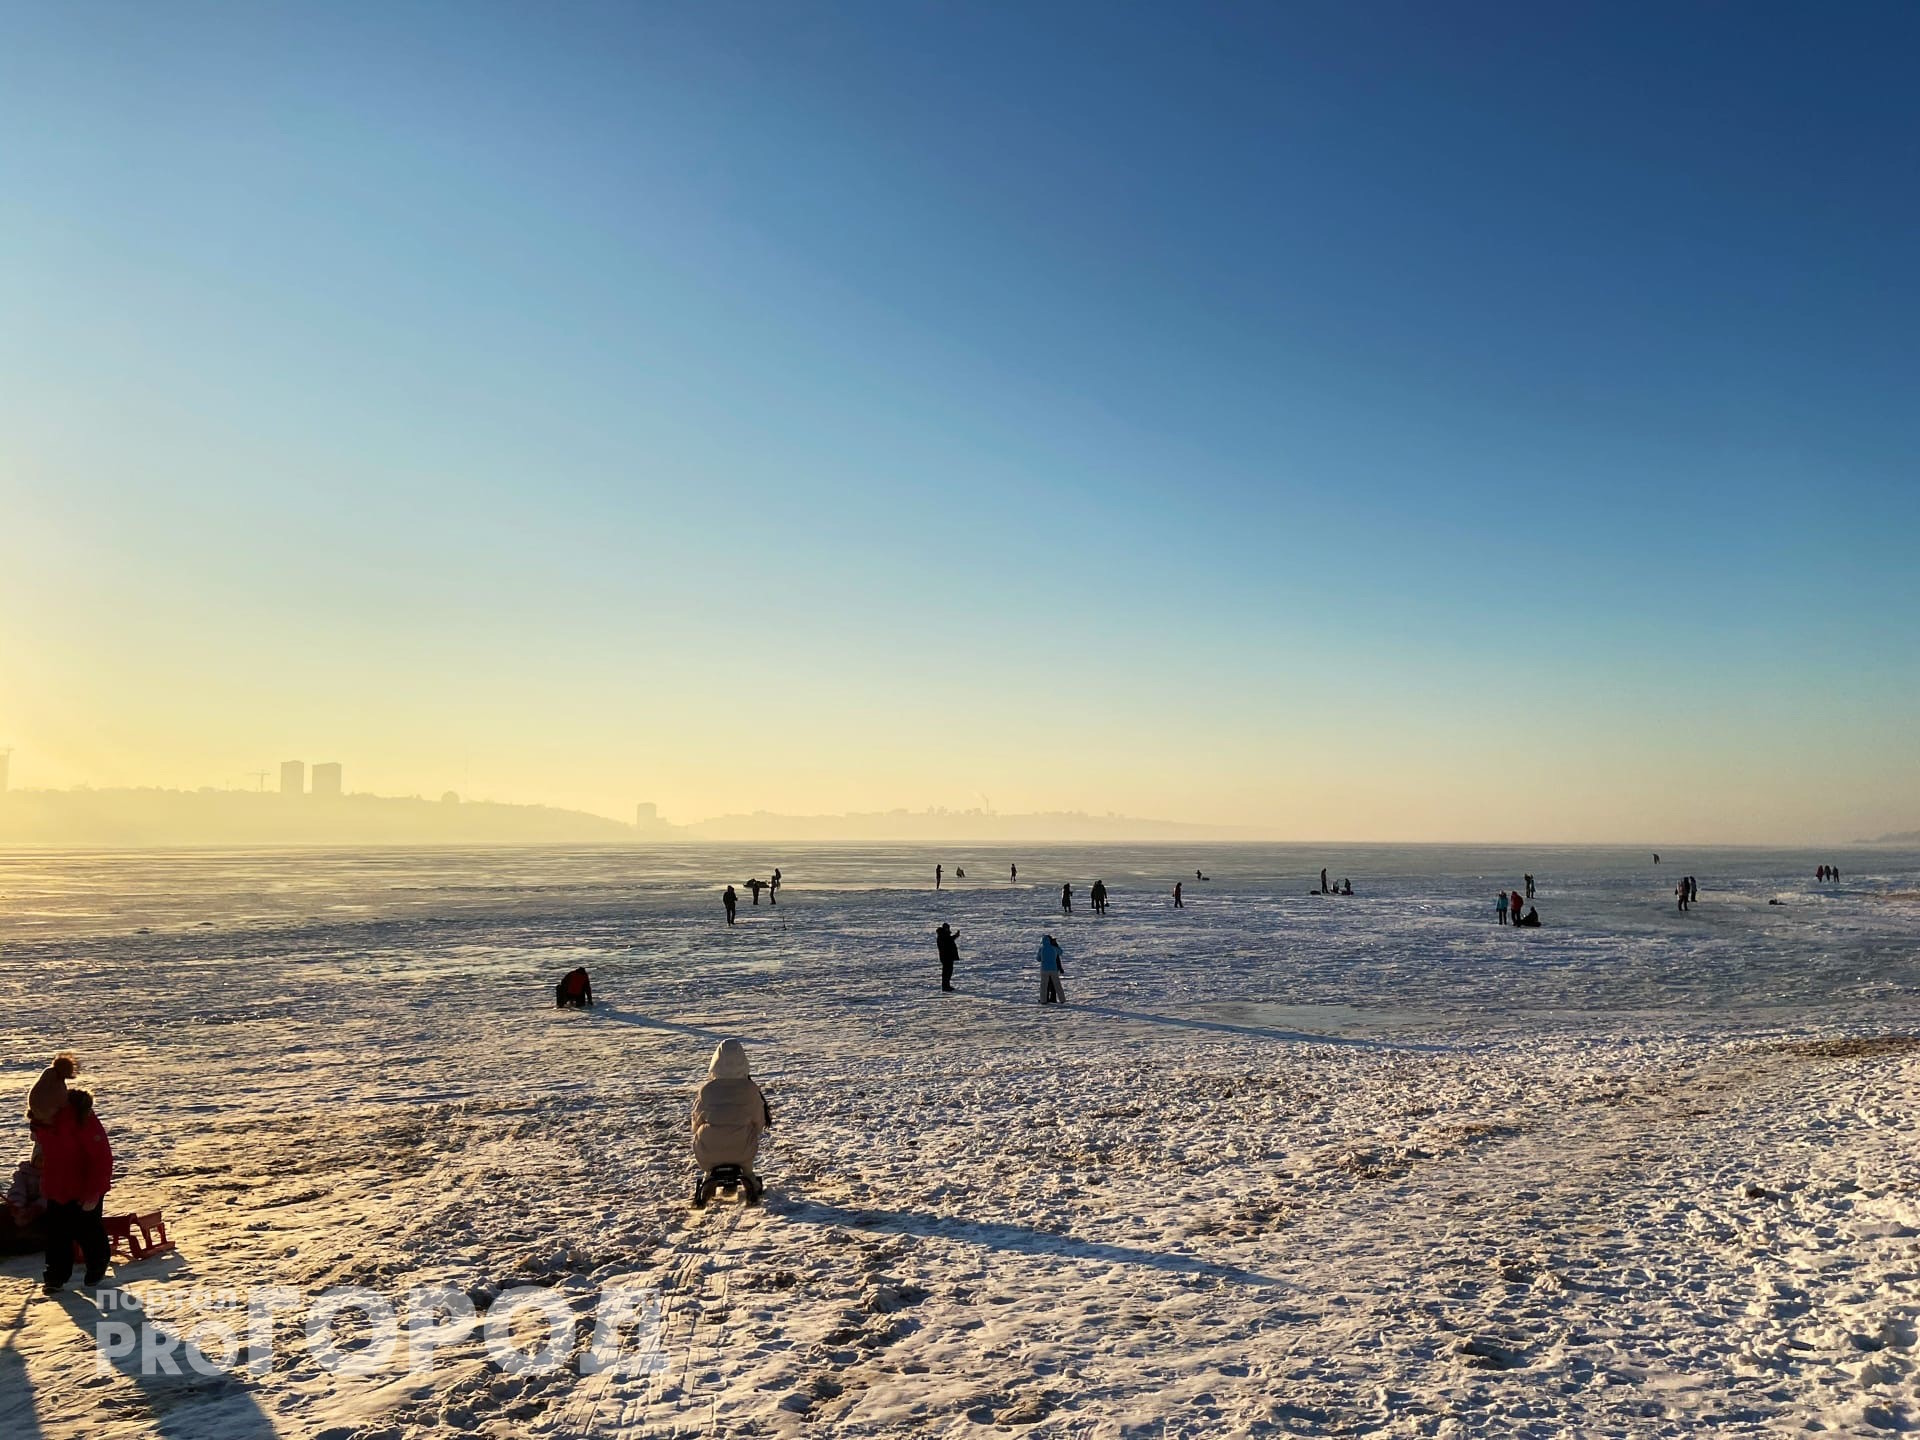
[721,867,782,923]
[1496,888,1542,927]
[8,1053,116,1295]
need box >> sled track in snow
[545,1200,748,1439]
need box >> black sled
[691,1164,763,1209]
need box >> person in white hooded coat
[691,1039,772,1180]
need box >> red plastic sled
[74,1211,175,1265]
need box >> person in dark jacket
[1060,883,1073,915]
[40,1089,112,1293]
[1516,906,1541,928]
[1090,880,1108,915]
[556,967,593,1009]
[935,923,960,992]
[723,886,738,924]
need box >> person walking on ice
[935,922,960,992]
[935,863,943,890]
[1173,881,1183,909]
[1091,879,1108,915]
[1496,891,1509,925]
[1060,882,1073,915]
[1037,933,1066,1005]
[722,885,738,925]
[690,1039,772,1207]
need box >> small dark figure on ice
[1090,880,1108,915]
[555,967,593,1009]
[723,885,738,924]
[935,922,960,992]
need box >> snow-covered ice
[4,843,1919,1437]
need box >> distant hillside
[673,808,1258,843]
[0,788,636,846]
[0,790,1257,848]
[1863,829,1920,844]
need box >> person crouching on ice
[1038,933,1066,1005]
[691,1039,771,1205]
[555,967,593,1009]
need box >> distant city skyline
[3,5,1916,845]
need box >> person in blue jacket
[1037,934,1066,1005]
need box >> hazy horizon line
[0,782,1907,850]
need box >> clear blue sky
[2,2,1916,841]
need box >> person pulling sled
[691,1039,772,1208]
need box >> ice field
[4,843,1920,1438]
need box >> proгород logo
[93,1283,670,1379]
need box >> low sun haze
[2,2,1916,843]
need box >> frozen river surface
[4,843,1919,1438]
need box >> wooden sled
[75,1211,176,1265]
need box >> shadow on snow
[780,1200,1283,1289]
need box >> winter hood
[708,1038,753,1080]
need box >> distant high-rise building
[280,760,305,796]
[636,802,658,826]
[312,762,343,797]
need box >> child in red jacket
[40,1089,113,1294]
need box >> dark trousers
[45,1200,109,1287]
[940,957,954,991]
